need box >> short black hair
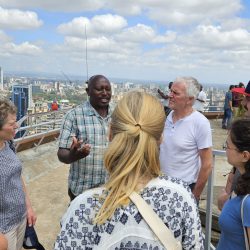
[88,75,109,88]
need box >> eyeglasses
[222,142,239,151]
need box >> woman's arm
[21,177,37,226]
[217,169,235,210]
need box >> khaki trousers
[4,217,26,250]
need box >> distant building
[54,81,60,92]
[32,85,42,94]
[12,85,32,138]
[0,67,3,90]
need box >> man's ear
[187,96,194,105]
[86,87,89,95]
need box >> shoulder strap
[129,191,182,250]
[241,194,250,250]
[7,140,16,153]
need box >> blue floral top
[54,175,204,249]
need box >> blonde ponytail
[94,91,165,224]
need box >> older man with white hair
[160,77,213,201]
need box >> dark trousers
[222,108,232,129]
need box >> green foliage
[33,90,87,105]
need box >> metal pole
[204,155,215,249]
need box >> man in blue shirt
[222,85,234,129]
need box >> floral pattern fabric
[54,175,204,250]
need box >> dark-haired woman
[217,118,250,249]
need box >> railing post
[204,155,215,249]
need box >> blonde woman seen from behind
[54,91,204,249]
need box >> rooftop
[18,118,230,249]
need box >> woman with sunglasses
[217,118,250,249]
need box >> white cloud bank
[0,0,249,83]
[0,6,43,29]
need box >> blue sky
[0,0,250,84]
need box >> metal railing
[14,108,71,150]
[205,149,226,250]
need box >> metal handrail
[15,109,71,148]
[205,149,226,250]
[17,119,62,131]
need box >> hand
[192,191,200,202]
[70,137,91,157]
[157,89,163,95]
[27,206,37,226]
[217,188,230,211]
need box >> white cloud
[116,24,155,43]
[0,0,105,12]
[57,14,127,38]
[0,6,43,29]
[91,15,127,33]
[152,31,177,43]
[1,41,42,56]
[183,25,250,50]
[106,0,142,15]
[0,0,250,83]
[57,17,90,37]
[144,0,242,26]
[0,29,11,42]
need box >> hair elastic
[135,124,141,129]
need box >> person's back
[55,175,203,249]
[54,91,204,249]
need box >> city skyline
[0,1,250,84]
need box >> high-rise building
[12,85,32,138]
[0,67,3,90]
[54,81,60,92]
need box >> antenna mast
[85,25,89,82]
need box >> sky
[0,0,250,84]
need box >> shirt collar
[85,100,112,118]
